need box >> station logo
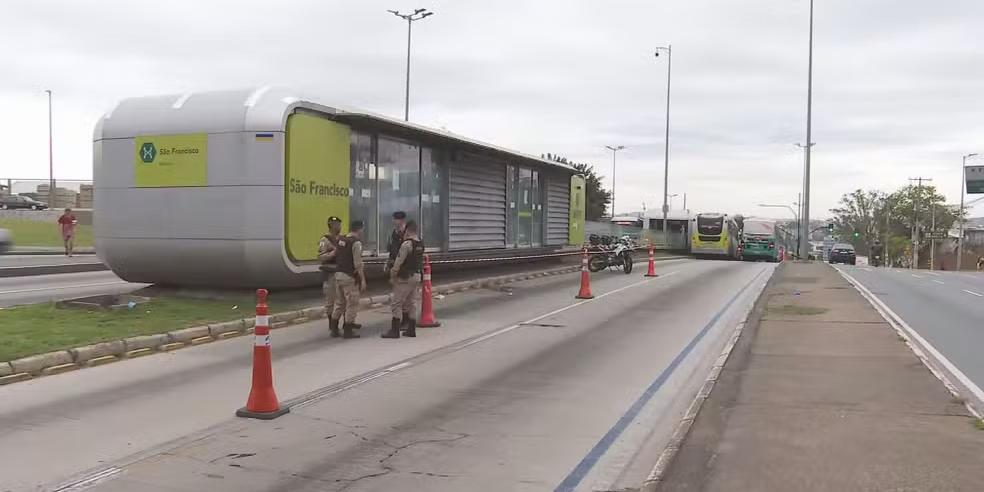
[140,142,157,163]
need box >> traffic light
[827,223,834,234]
[853,231,860,239]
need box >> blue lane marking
[554,267,767,492]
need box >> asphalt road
[0,270,144,307]
[0,259,773,492]
[0,254,99,268]
[833,265,984,402]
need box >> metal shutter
[448,156,506,250]
[546,175,570,245]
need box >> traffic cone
[644,240,659,277]
[575,247,595,299]
[418,255,441,327]
[236,289,289,420]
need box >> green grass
[0,218,93,247]
[0,296,274,362]
[766,304,830,316]
[975,418,984,431]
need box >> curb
[0,263,595,386]
[0,262,107,278]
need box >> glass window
[532,170,543,247]
[506,165,517,247]
[377,137,420,255]
[517,167,533,247]
[349,131,377,253]
[421,147,447,250]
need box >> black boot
[351,322,362,329]
[381,318,401,338]
[403,319,417,338]
[329,317,341,338]
[342,323,360,338]
[400,314,410,330]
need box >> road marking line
[933,280,945,285]
[554,266,771,492]
[0,281,129,295]
[962,289,983,297]
[838,269,984,418]
[52,467,122,491]
[911,274,924,278]
[925,271,941,276]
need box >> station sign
[967,166,984,194]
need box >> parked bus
[741,219,779,262]
[690,213,741,259]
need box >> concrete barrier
[208,320,245,337]
[168,326,211,343]
[69,341,125,364]
[0,362,12,377]
[10,351,73,375]
[123,334,169,352]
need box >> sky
[2,0,984,219]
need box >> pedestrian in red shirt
[57,208,77,257]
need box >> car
[0,228,11,253]
[0,195,49,210]
[829,243,856,265]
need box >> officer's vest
[319,234,339,272]
[335,235,359,275]
[397,238,425,279]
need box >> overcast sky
[2,0,983,218]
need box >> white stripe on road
[962,289,983,297]
[0,281,129,295]
[924,271,941,276]
[933,280,945,285]
[838,268,984,418]
[911,274,924,278]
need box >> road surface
[834,265,984,405]
[0,270,144,308]
[0,259,773,492]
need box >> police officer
[331,220,367,339]
[382,220,424,338]
[318,216,343,337]
[384,211,407,273]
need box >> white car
[0,228,11,253]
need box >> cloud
[2,0,983,217]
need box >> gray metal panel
[449,157,506,250]
[546,176,570,245]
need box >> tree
[829,189,884,255]
[543,153,612,221]
[885,184,960,267]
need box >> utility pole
[682,192,687,212]
[655,45,673,248]
[957,153,978,271]
[800,0,816,261]
[908,177,932,269]
[605,145,625,217]
[930,203,936,270]
[388,9,434,121]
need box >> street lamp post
[388,8,434,121]
[655,45,672,248]
[957,153,979,271]
[46,89,54,205]
[605,145,625,217]
[759,203,800,256]
[666,193,678,210]
[800,0,816,261]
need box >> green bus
[741,219,779,262]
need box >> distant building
[36,183,79,208]
[78,184,94,208]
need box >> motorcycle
[587,234,634,274]
[870,252,882,267]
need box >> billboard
[966,166,984,194]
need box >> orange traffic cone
[236,289,289,420]
[575,247,595,299]
[418,255,441,327]
[644,240,658,277]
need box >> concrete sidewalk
[656,262,984,492]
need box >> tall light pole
[605,145,625,216]
[655,45,672,248]
[388,8,434,121]
[800,0,815,261]
[45,89,54,205]
[759,203,800,256]
[666,193,678,210]
[957,153,978,271]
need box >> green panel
[967,180,984,194]
[134,133,207,187]
[284,113,351,262]
[568,175,586,245]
